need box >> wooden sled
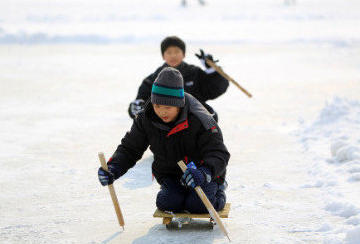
[153,203,231,229]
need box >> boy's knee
[185,186,226,213]
[156,189,183,212]
[215,189,226,211]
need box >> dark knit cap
[160,36,186,55]
[151,67,185,107]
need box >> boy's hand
[98,165,116,186]
[128,99,145,118]
[195,49,218,74]
[180,167,212,188]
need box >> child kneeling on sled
[98,67,230,213]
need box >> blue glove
[98,164,117,186]
[181,167,212,188]
[128,99,145,119]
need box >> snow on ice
[299,97,360,243]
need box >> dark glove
[180,166,212,188]
[128,99,145,119]
[195,49,218,72]
[98,164,117,186]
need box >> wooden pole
[178,160,231,242]
[205,59,252,98]
[98,152,125,230]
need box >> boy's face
[162,46,185,67]
[153,104,180,123]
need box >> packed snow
[298,97,360,243]
[1,0,360,243]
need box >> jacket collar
[163,62,187,74]
[144,96,189,134]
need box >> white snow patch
[325,201,360,219]
[299,97,360,243]
[316,223,332,232]
[345,226,360,244]
[346,216,360,226]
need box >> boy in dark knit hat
[128,36,229,122]
[100,67,229,213]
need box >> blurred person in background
[181,0,206,7]
[128,36,229,122]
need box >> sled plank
[153,203,231,218]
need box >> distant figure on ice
[181,0,206,7]
[99,67,230,213]
[128,36,229,122]
[284,0,296,5]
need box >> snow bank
[299,97,360,243]
[345,226,360,244]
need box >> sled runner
[153,203,231,229]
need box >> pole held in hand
[178,160,231,242]
[205,59,252,98]
[98,152,125,230]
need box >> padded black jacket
[110,93,230,185]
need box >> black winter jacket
[110,93,230,185]
[135,62,229,116]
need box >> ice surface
[1,0,360,243]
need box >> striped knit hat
[151,67,185,107]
